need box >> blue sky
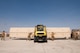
[0,0,80,32]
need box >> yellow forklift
[34,25,47,42]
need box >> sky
[0,0,80,32]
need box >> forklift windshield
[37,26,44,31]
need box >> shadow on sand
[12,37,80,40]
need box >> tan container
[10,27,71,39]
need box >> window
[37,26,44,31]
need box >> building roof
[10,27,71,33]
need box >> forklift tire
[34,36,37,42]
[43,36,47,42]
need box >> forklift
[34,25,47,42]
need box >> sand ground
[0,38,80,53]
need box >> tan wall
[10,27,71,39]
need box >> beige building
[10,27,71,39]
